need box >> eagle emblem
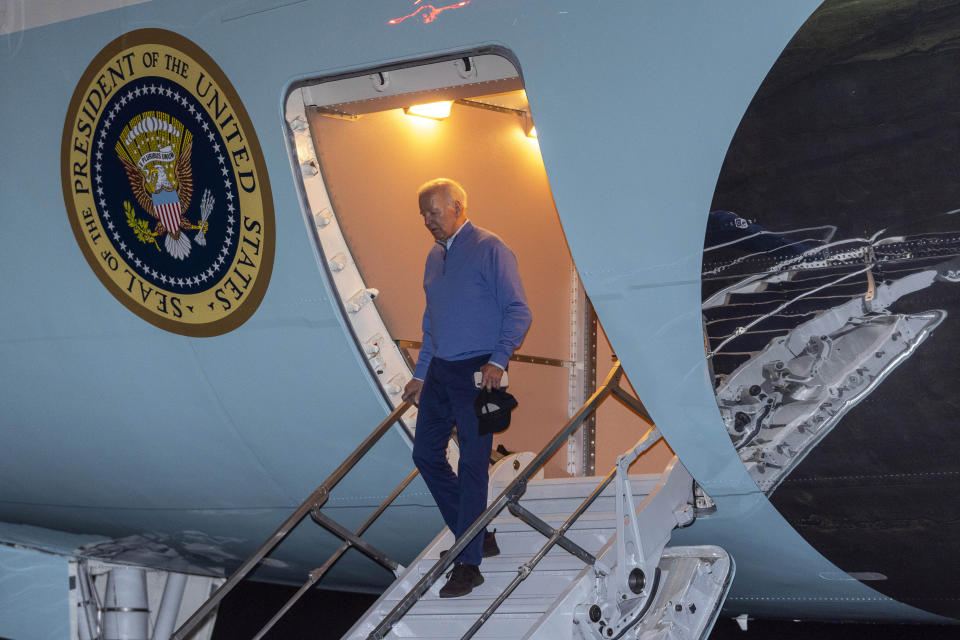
[114,112,212,259]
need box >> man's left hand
[479,363,504,391]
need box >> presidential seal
[61,29,274,336]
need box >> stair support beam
[505,501,603,570]
[609,384,654,424]
[252,468,419,640]
[310,509,400,573]
[614,454,692,601]
[172,401,412,640]
[574,453,694,640]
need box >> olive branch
[124,201,160,252]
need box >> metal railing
[172,400,416,640]
[174,358,656,640]
[395,339,575,369]
[367,359,658,640]
[463,426,663,640]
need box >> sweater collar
[437,219,472,251]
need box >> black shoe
[440,530,500,559]
[439,563,483,598]
[483,529,500,557]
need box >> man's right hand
[402,379,423,405]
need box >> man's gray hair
[418,178,467,210]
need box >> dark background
[705,0,960,619]
[211,581,959,639]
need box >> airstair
[173,362,733,640]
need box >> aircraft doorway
[285,53,671,478]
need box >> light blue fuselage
[0,2,952,637]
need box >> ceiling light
[404,101,453,119]
[523,112,537,138]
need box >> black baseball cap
[475,388,518,435]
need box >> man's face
[419,190,462,242]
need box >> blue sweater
[413,221,532,379]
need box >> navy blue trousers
[412,354,493,566]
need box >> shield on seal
[152,188,183,238]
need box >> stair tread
[404,595,558,616]
[387,613,543,639]
[488,511,620,529]
[417,554,591,573]
[389,567,580,600]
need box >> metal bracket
[310,508,399,572]
[693,482,716,515]
[507,500,607,573]
[574,445,695,640]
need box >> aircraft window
[284,53,671,477]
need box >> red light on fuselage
[389,1,471,25]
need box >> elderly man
[402,178,531,598]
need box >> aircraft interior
[289,53,673,479]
